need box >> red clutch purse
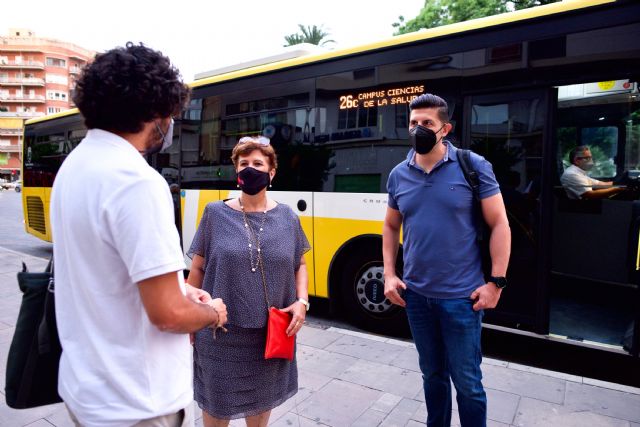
[264,307,295,361]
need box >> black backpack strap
[457,149,480,202]
[457,149,484,242]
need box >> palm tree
[283,25,335,47]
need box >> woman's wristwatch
[297,297,310,311]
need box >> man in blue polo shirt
[383,93,511,427]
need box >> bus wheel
[339,247,409,337]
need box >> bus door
[550,80,640,353]
[464,90,553,334]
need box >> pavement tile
[406,420,426,426]
[484,388,520,425]
[564,380,640,423]
[338,359,423,398]
[296,345,358,379]
[24,420,55,427]
[507,361,583,383]
[269,412,327,426]
[482,363,567,404]
[326,326,390,343]
[192,402,202,420]
[389,346,421,373]
[298,369,333,392]
[325,334,406,365]
[352,408,388,426]
[44,405,76,427]
[411,402,427,423]
[370,392,403,414]
[482,357,509,368]
[0,326,15,344]
[487,421,510,427]
[296,379,383,426]
[0,401,64,427]
[379,397,422,427]
[269,387,313,421]
[297,325,343,350]
[513,396,631,427]
[582,377,640,395]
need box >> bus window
[467,91,546,332]
[68,129,86,152]
[551,79,640,350]
[23,131,66,188]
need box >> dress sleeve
[293,214,311,271]
[187,204,210,259]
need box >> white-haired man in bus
[50,43,227,427]
[383,93,511,427]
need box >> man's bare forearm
[489,221,511,277]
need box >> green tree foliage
[284,25,335,47]
[393,0,560,35]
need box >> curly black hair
[72,42,190,133]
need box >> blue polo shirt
[386,143,500,299]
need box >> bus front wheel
[339,244,409,337]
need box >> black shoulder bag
[5,257,62,409]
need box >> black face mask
[237,167,270,195]
[409,124,445,155]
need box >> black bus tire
[338,244,410,337]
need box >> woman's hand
[185,283,212,304]
[281,301,306,337]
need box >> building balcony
[0,144,21,153]
[68,66,82,75]
[0,60,45,69]
[0,77,45,86]
[0,128,22,136]
[0,111,44,118]
[0,94,45,103]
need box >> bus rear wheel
[339,244,409,337]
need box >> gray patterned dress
[187,201,310,420]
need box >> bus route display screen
[339,85,425,109]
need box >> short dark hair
[569,145,589,164]
[409,93,449,124]
[73,42,190,133]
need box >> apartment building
[0,28,94,181]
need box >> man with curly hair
[50,43,227,427]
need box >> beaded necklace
[239,197,268,273]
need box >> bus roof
[190,0,613,88]
[26,0,613,126]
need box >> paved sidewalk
[1,246,640,426]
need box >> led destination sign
[339,85,424,109]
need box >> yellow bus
[22,0,640,385]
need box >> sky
[2,0,425,82]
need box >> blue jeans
[405,289,487,427]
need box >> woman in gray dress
[186,136,311,427]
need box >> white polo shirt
[560,164,608,199]
[50,129,191,427]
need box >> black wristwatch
[489,276,507,289]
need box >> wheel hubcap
[355,265,393,314]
